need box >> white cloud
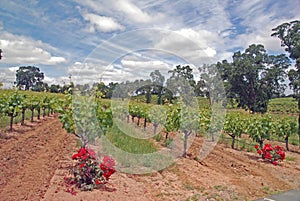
[228,0,300,53]
[76,0,165,25]
[82,13,125,33]
[43,75,70,86]
[154,28,220,65]
[0,32,66,65]
[65,54,175,85]
[114,0,154,23]
[0,66,18,88]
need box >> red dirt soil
[0,116,299,201]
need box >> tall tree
[198,64,226,105]
[166,65,196,105]
[271,20,300,144]
[49,84,61,93]
[217,44,289,113]
[150,70,165,104]
[106,82,117,98]
[136,79,152,103]
[16,66,44,90]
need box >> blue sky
[0,0,299,87]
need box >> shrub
[69,147,116,191]
[255,144,285,165]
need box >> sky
[0,0,299,88]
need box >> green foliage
[224,113,245,149]
[163,104,180,133]
[96,100,113,135]
[217,44,290,113]
[57,93,75,134]
[166,65,196,103]
[150,70,165,104]
[247,114,274,148]
[164,137,174,148]
[153,133,163,142]
[16,66,44,90]
[0,91,24,131]
[268,97,299,113]
[272,20,300,145]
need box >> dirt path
[0,117,300,201]
[0,116,77,201]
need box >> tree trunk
[165,132,169,140]
[37,108,41,120]
[285,136,289,151]
[183,131,188,157]
[146,91,151,104]
[153,123,158,135]
[30,108,34,122]
[298,99,300,147]
[131,116,135,123]
[298,108,300,147]
[9,114,14,132]
[259,140,264,159]
[231,135,235,149]
[137,116,140,126]
[21,108,26,126]
[143,118,147,131]
[127,114,130,123]
[157,87,163,105]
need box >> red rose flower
[86,148,96,159]
[278,150,285,160]
[78,148,87,156]
[102,168,116,179]
[264,152,272,160]
[72,153,79,160]
[102,156,115,168]
[254,144,259,149]
[263,144,273,152]
[257,150,262,155]
[95,179,100,185]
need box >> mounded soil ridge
[0,116,299,201]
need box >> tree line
[7,20,300,115]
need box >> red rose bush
[69,147,116,191]
[255,144,285,165]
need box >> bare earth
[0,116,299,201]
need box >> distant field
[268,97,299,114]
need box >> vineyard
[2,89,298,153]
[0,89,300,200]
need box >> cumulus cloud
[0,32,66,65]
[0,67,18,88]
[65,53,176,85]
[114,0,155,23]
[154,28,219,65]
[82,13,125,33]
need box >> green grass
[286,156,297,162]
[0,109,41,128]
[101,123,174,174]
[105,124,157,154]
[268,97,299,114]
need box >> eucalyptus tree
[272,20,300,144]
[217,44,289,113]
[150,70,165,104]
